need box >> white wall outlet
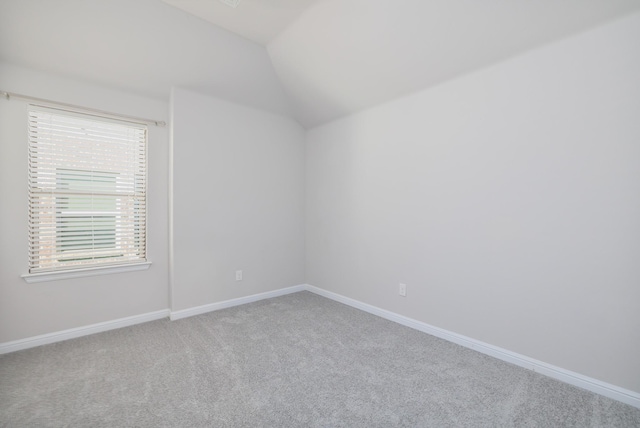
[219,0,242,8]
[235,270,243,281]
[399,283,407,297]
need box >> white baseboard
[0,309,170,355]
[304,284,640,409]
[2,283,637,409]
[169,284,307,321]
[0,285,307,354]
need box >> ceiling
[161,0,322,45]
[0,0,293,116]
[269,0,640,127]
[2,0,640,128]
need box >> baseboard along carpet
[1,291,639,427]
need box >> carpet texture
[1,291,639,427]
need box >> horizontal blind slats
[28,107,147,273]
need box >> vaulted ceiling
[0,0,293,116]
[2,0,640,128]
[160,0,322,46]
[267,0,640,127]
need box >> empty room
[1,0,639,426]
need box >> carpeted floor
[1,291,639,427]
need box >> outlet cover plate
[219,0,241,8]
[399,283,407,297]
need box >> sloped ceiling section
[0,0,292,117]
[2,0,640,128]
[268,0,640,128]
[161,0,322,46]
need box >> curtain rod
[1,90,166,127]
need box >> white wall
[2,7,638,400]
[305,13,640,393]
[0,63,170,342]
[171,88,305,311]
[268,0,640,128]
[0,0,293,117]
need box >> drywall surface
[0,0,293,117]
[0,63,170,343]
[268,0,640,128]
[305,13,640,393]
[171,88,305,311]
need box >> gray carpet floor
[1,291,639,427]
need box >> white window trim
[21,261,151,283]
[26,106,148,275]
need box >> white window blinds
[28,107,147,273]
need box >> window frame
[22,105,151,283]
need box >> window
[27,107,147,275]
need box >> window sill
[21,262,152,283]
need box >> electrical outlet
[399,283,406,297]
[235,270,243,281]
[219,0,242,8]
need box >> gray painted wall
[305,13,640,393]
[1,12,638,398]
[171,88,305,311]
[0,62,170,342]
